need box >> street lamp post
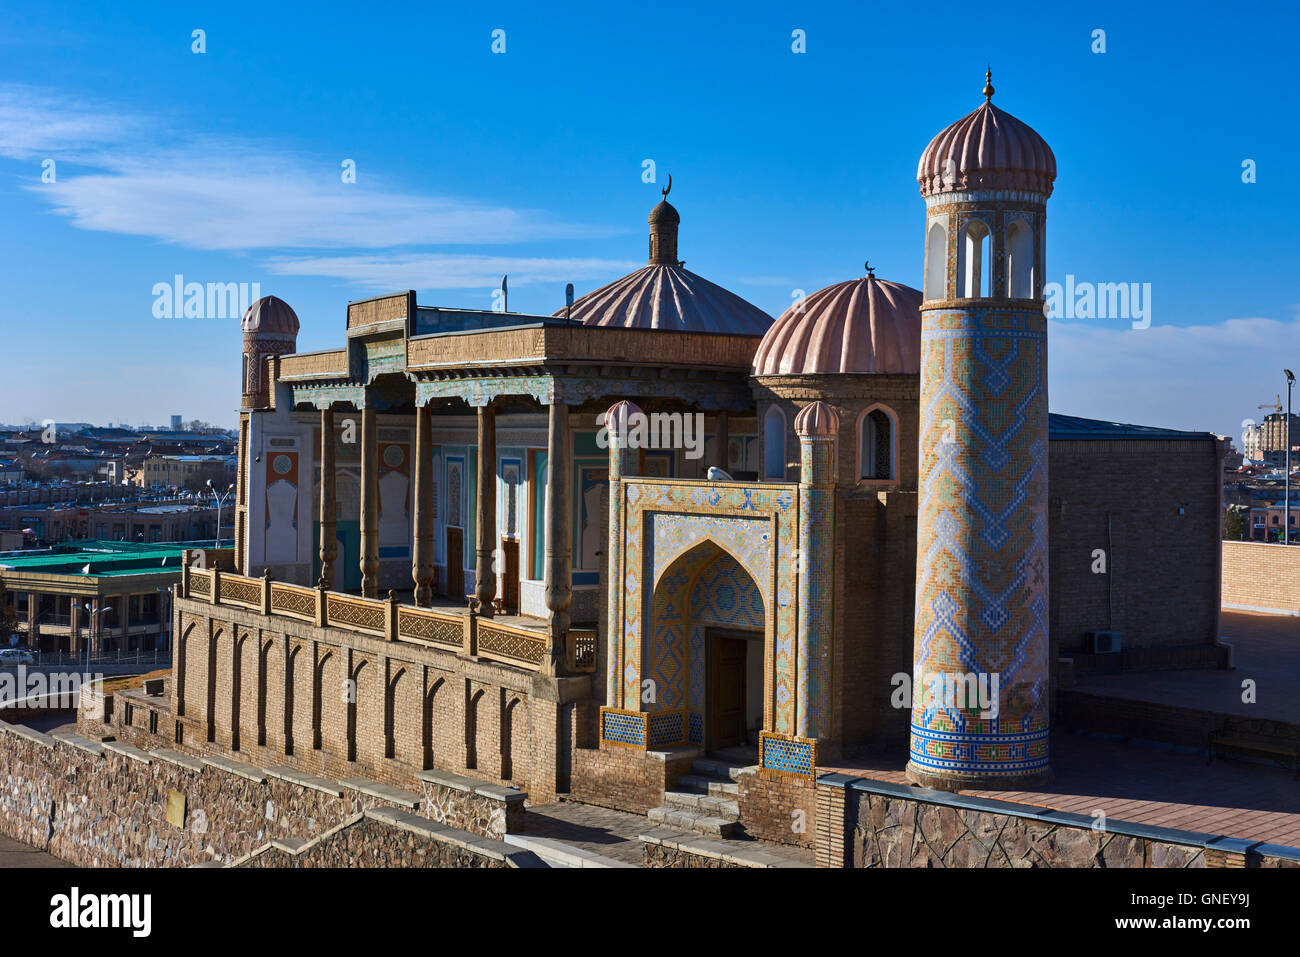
[82,602,112,671]
[207,480,235,549]
[1286,370,1295,544]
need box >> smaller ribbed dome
[242,295,300,336]
[752,275,921,376]
[603,400,643,434]
[648,199,680,226]
[917,72,1055,197]
[795,401,839,437]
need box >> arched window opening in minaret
[763,405,786,480]
[1006,220,1034,299]
[961,220,991,298]
[860,407,894,480]
[924,222,947,300]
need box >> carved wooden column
[412,403,435,606]
[319,407,337,588]
[474,403,497,616]
[543,401,572,674]
[715,410,730,472]
[359,406,379,597]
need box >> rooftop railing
[178,562,590,675]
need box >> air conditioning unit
[1085,630,1122,654]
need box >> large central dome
[557,183,773,335]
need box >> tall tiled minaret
[909,72,1057,789]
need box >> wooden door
[710,634,747,750]
[446,527,464,599]
[501,538,520,612]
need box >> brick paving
[823,730,1300,847]
[1071,611,1300,722]
[523,801,651,865]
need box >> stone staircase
[647,754,752,837]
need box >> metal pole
[1286,370,1295,545]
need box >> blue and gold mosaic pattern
[759,730,816,779]
[911,302,1050,779]
[600,707,646,748]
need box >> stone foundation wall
[643,842,741,868]
[0,718,525,867]
[815,774,1295,868]
[236,809,540,869]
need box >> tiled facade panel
[911,304,1050,781]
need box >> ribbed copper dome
[917,94,1055,198]
[557,185,773,335]
[751,276,921,376]
[241,295,300,336]
[557,264,773,335]
[794,400,839,437]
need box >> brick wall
[168,596,591,804]
[570,743,695,814]
[1049,438,1222,678]
[734,767,818,848]
[1222,540,1300,615]
[1057,690,1222,748]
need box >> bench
[1209,717,1300,778]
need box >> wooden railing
[476,619,548,667]
[567,628,597,673]
[178,564,590,675]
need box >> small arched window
[242,353,251,392]
[860,408,894,480]
[763,405,786,480]
[924,222,947,300]
[960,220,991,298]
[1006,220,1034,298]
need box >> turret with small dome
[908,70,1056,791]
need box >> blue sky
[0,0,1295,441]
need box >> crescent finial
[662,173,672,200]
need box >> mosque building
[140,75,1226,839]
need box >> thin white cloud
[0,83,619,251]
[266,253,639,291]
[0,84,143,159]
[1048,313,1300,441]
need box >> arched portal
[647,540,766,751]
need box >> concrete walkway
[0,833,70,868]
[1072,610,1300,723]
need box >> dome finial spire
[983,66,994,101]
[648,174,680,265]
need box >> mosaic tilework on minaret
[908,71,1056,789]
